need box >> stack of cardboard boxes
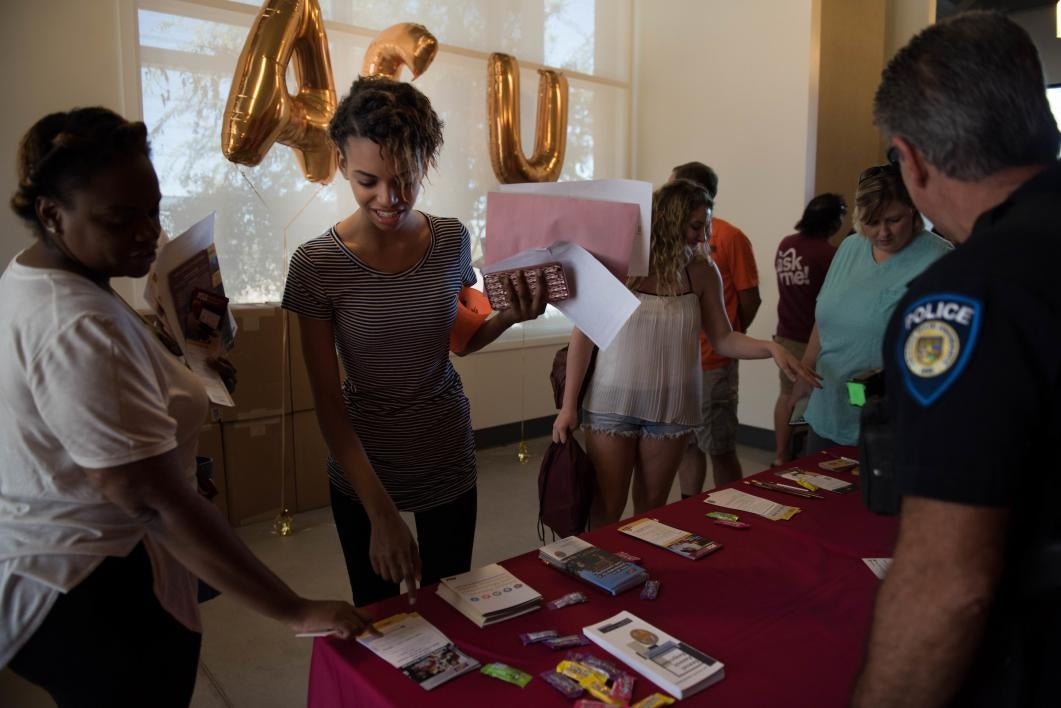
[196,305,331,526]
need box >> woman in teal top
[798,163,952,449]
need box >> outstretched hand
[369,511,421,606]
[288,599,375,639]
[772,344,821,390]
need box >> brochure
[617,518,722,560]
[437,564,542,627]
[357,612,480,691]
[539,536,647,596]
[779,469,855,493]
[704,488,801,521]
[582,611,725,699]
[143,212,236,406]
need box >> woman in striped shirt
[283,78,545,607]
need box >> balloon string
[237,167,270,211]
[277,184,326,512]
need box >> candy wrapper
[640,579,661,600]
[583,677,623,705]
[574,701,615,708]
[610,673,636,703]
[540,670,584,699]
[545,634,591,650]
[546,591,588,610]
[615,550,641,562]
[713,518,751,529]
[581,655,622,682]
[631,693,676,708]
[519,629,558,645]
[557,660,609,686]
[481,662,532,688]
[706,511,739,522]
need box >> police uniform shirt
[882,161,1061,705]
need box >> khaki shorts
[693,360,739,456]
[774,335,808,396]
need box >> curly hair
[10,107,150,235]
[329,76,444,198]
[632,179,713,296]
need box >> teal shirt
[804,230,952,444]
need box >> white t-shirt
[0,257,209,667]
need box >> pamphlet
[863,558,892,579]
[582,611,725,699]
[704,488,801,521]
[617,518,722,560]
[779,469,855,493]
[539,536,647,596]
[437,564,542,627]
[143,212,235,406]
[357,612,480,690]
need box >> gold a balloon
[361,23,438,79]
[487,53,568,184]
[222,0,337,184]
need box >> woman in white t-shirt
[553,179,820,527]
[0,108,369,707]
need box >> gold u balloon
[222,0,337,184]
[486,53,569,184]
[361,23,438,79]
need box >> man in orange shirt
[671,162,761,492]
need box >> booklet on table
[582,610,725,699]
[436,563,542,627]
[539,536,648,596]
[617,518,722,560]
[357,612,480,691]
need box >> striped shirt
[281,213,477,512]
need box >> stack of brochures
[358,612,480,691]
[583,611,726,699]
[618,518,722,560]
[437,564,542,628]
[539,536,648,596]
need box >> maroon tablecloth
[308,448,897,707]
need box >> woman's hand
[771,342,822,390]
[499,270,548,325]
[288,599,376,639]
[369,510,421,604]
[552,406,580,444]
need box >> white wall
[633,0,818,430]
[0,0,129,269]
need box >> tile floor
[0,436,773,708]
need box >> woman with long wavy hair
[554,179,820,527]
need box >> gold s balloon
[361,23,438,79]
[222,0,337,183]
[487,53,568,184]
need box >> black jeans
[330,483,477,607]
[10,543,201,708]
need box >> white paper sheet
[144,212,235,407]
[482,242,640,350]
[704,488,801,521]
[499,179,652,276]
[358,613,450,668]
[862,558,892,580]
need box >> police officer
[853,12,1061,708]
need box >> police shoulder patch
[898,292,982,406]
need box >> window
[134,0,631,341]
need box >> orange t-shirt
[700,217,759,370]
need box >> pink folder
[484,192,640,281]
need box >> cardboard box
[195,422,229,522]
[222,416,297,526]
[292,410,331,512]
[222,304,291,422]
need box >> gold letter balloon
[222,0,337,184]
[487,53,569,183]
[361,23,438,79]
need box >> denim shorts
[582,410,696,440]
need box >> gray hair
[873,11,1060,180]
